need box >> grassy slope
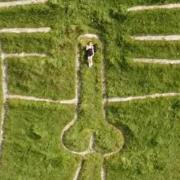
[0,53,2,126]
[105,97,180,180]
[7,56,75,99]
[125,40,180,59]
[124,9,180,60]
[0,100,79,179]
[63,40,123,180]
[126,9,180,35]
[0,34,53,54]
[63,40,123,154]
[104,5,180,97]
[0,0,180,179]
[107,62,180,97]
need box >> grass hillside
[0,0,179,180]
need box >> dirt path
[0,28,50,33]
[133,58,180,64]
[0,0,47,8]
[128,3,180,12]
[131,35,180,41]
[107,93,180,103]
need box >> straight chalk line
[108,93,180,103]
[8,95,77,105]
[128,3,180,12]
[133,58,180,64]
[131,35,180,41]
[0,27,51,33]
[0,0,48,8]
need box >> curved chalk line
[61,34,124,180]
[60,38,95,157]
[0,0,48,8]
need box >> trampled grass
[105,97,180,180]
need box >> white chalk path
[2,52,47,58]
[128,3,180,12]
[0,28,50,34]
[8,95,77,105]
[73,159,83,180]
[107,93,180,103]
[0,53,7,153]
[132,58,180,64]
[0,0,48,8]
[131,35,180,41]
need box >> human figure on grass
[86,41,96,68]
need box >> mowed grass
[0,100,79,179]
[105,97,180,180]
[106,61,180,97]
[7,56,75,100]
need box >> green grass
[0,0,180,179]
[106,61,180,97]
[62,38,123,180]
[63,39,123,154]
[126,9,180,35]
[0,34,54,54]
[105,97,180,180]
[0,100,79,180]
[0,4,57,28]
[125,40,180,59]
[7,56,75,99]
[79,154,103,180]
